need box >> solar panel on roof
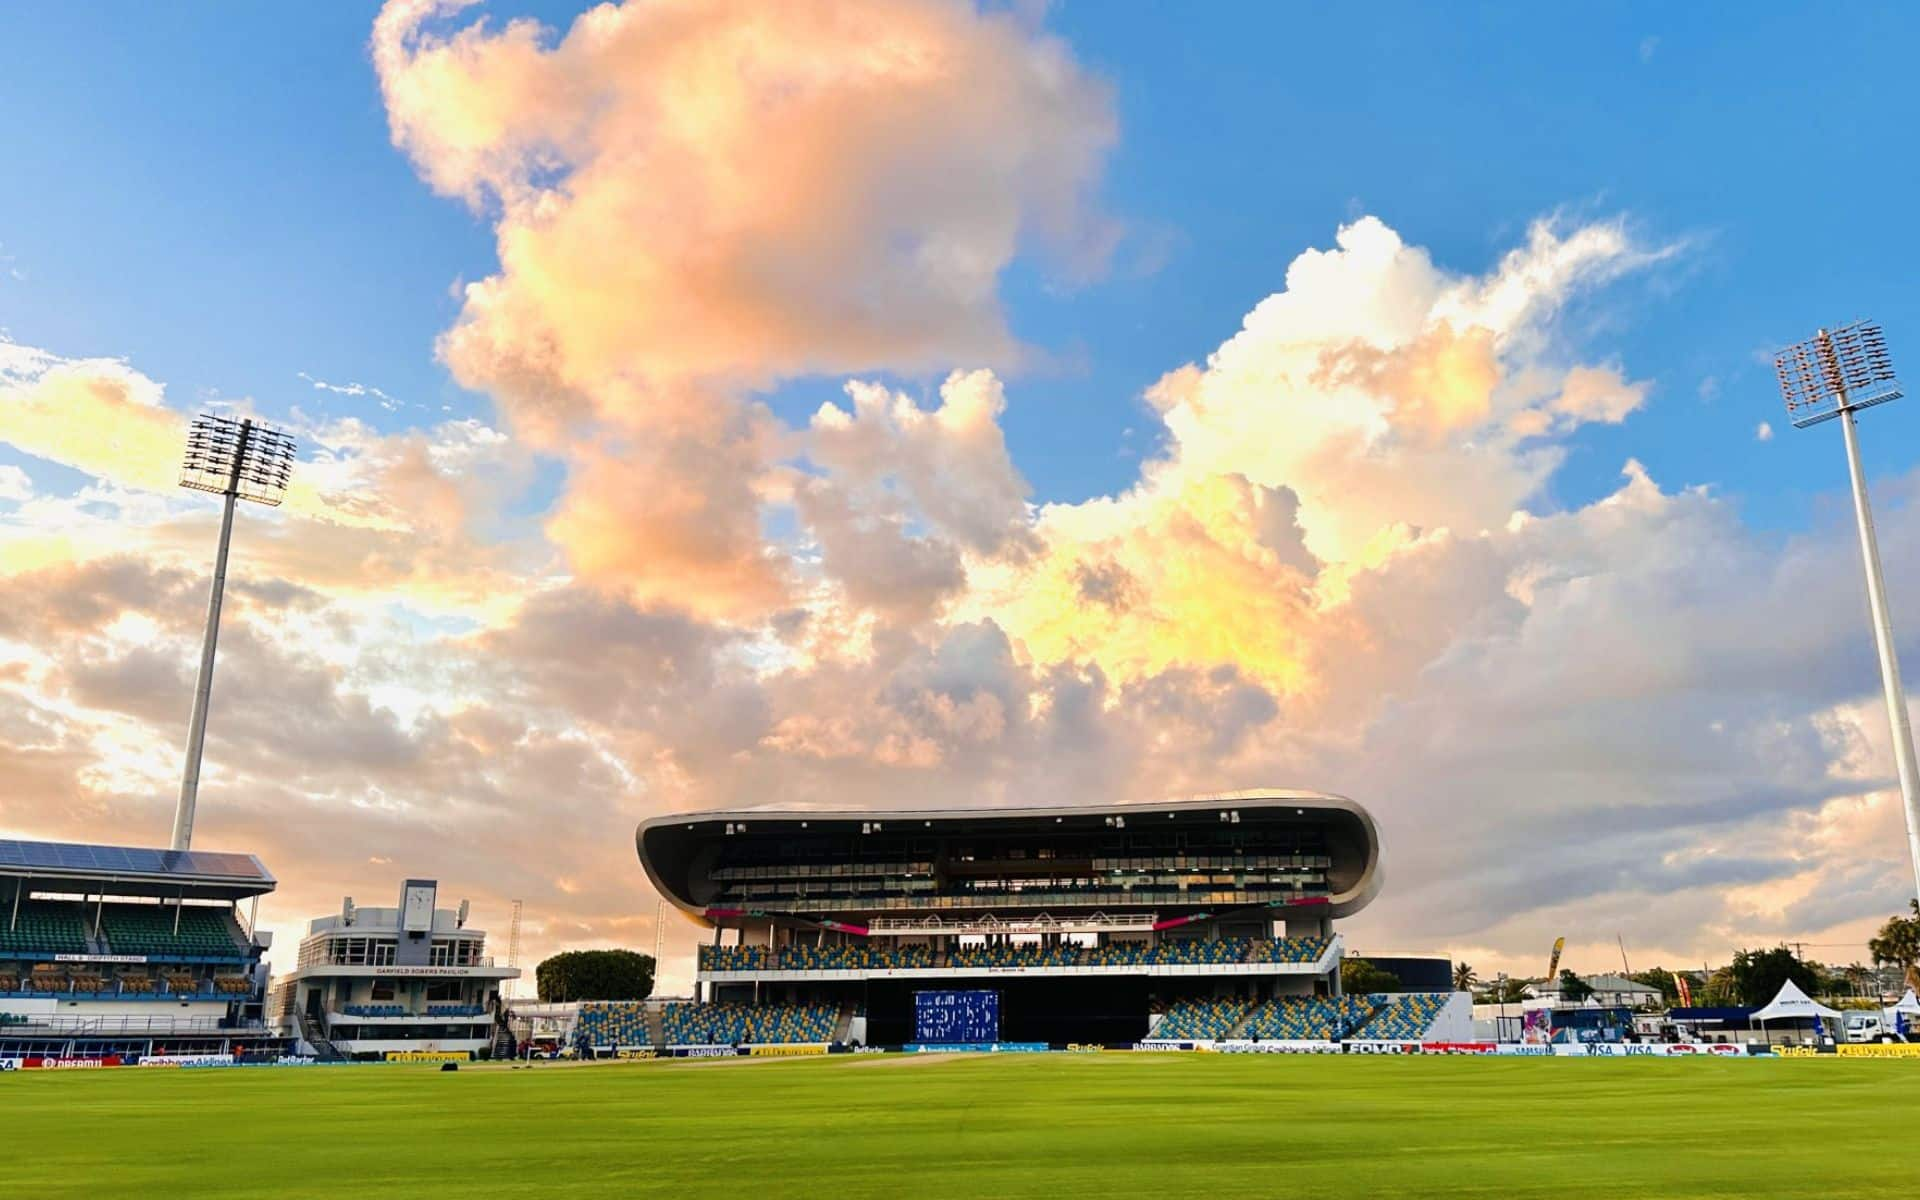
[0,838,269,881]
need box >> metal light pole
[1775,321,1920,905]
[173,414,296,850]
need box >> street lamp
[172,414,296,850]
[1774,321,1919,904]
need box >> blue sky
[4,2,1918,532]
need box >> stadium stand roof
[0,838,275,901]
[637,788,1381,925]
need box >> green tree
[1700,966,1738,1007]
[1629,967,1680,1004]
[1341,957,1401,994]
[535,949,656,1002]
[1868,901,1920,990]
[1725,946,1819,1008]
[1478,976,1530,1004]
[1557,969,1593,1003]
[1451,962,1477,992]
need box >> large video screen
[914,989,1000,1044]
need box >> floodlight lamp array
[178,414,296,506]
[1775,320,1903,428]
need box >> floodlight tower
[1774,321,1920,904]
[172,414,296,851]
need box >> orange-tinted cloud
[373,0,1115,617]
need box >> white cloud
[0,464,30,501]
[298,372,399,411]
[1757,421,1774,442]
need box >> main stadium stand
[640,792,1386,1046]
[0,837,289,1062]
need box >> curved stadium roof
[637,788,1382,926]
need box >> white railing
[865,911,1159,937]
[0,1014,269,1035]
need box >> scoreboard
[914,989,1000,1044]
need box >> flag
[1674,974,1693,1007]
[1546,937,1565,981]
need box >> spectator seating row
[1156,996,1252,1040]
[345,1004,407,1018]
[100,903,246,958]
[947,943,1078,969]
[425,1004,487,1017]
[577,1001,650,1047]
[697,937,1333,973]
[1242,995,1378,1040]
[0,900,90,955]
[1245,936,1333,964]
[1355,993,1448,1040]
[0,965,231,996]
[1086,936,1330,968]
[699,943,936,972]
[662,1001,838,1045]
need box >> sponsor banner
[1216,1039,1340,1055]
[1835,1043,1920,1058]
[1063,1044,1106,1053]
[138,1054,235,1068]
[670,1045,741,1058]
[1495,1044,1554,1056]
[27,1056,122,1068]
[1133,1039,1200,1052]
[903,1042,1050,1054]
[1422,1041,1498,1055]
[746,1044,828,1057]
[0,1058,21,1070]
[1552,1042,1746,1057]
[1344,1041,1422,1055]
[382,1050,472,1063]
[54,953,148,964]
[614,1049,657,1060]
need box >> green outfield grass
[4,1054,1918,1198]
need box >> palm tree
[1452,962,1477,992]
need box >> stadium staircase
[832,999,857,1044]
[644,1005,665,1048]
[296,1012,345,1062]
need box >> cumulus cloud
[372,0,1116,618]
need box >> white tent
[1892,988,1920,1017]
[1752,979,1842,1044]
